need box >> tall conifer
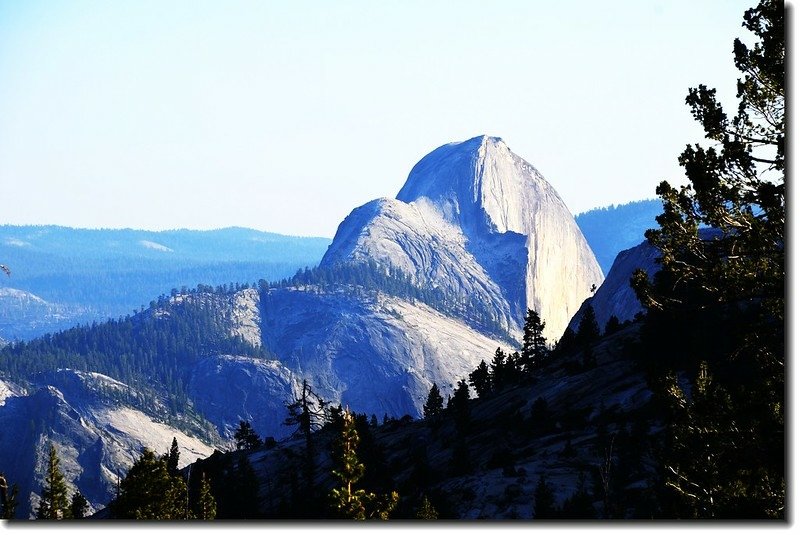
[521,309,548,373]
[422,383,444,419]
[631,0,784,518]
[329,409,398,519]
[37,444,70,520]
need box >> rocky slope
[0,371,217,518]
[567,240,661,333]
[566,228,722,334]
[259,288,504,419]
[184,322,658,520]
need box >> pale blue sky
[0,0,758,237]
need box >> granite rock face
[0,370,216,518]
[568,239,661,333]
[0,136,607,516]
[323,135,604,341]
[259,288,503,421]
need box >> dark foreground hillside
[122,322,665,520]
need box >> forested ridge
[0,286,267,421]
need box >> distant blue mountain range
[575,199,662,275]
[0,225,331,340]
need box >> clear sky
[0,0,759,238]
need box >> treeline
[7,260,304,312]
[260,259,512,340]
[214,304,644,519]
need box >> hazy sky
[0,0,758,237]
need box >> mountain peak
[465,134,505,147]
[326,136,603,340]
[396,135,551,236]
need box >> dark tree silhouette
[422,383,444,419]
[234,421,262,451]
[631,0,784,519]
[468,360,492,398]
[521,309,549,373]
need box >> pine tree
[166,437,180,476]
[631,0,784,519]
[0,473,19,519]
[552,326,577,359]
[507,351,523,380]
[284,379,330,512]
[37,443,71,520]
[194,472,217,520]
[415,495,439,519]
[422,383,444,419]
[489,348,508,391]
[662,362,781,518]
[575,305,600,348]
[69,492,89,519]
[449,379,471,433]
[521,309,549,373]
[226,454,259,519]
[468,360,491,398]
[233,420,262,450]
[112,448,188,520]
[329,409,398,520]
